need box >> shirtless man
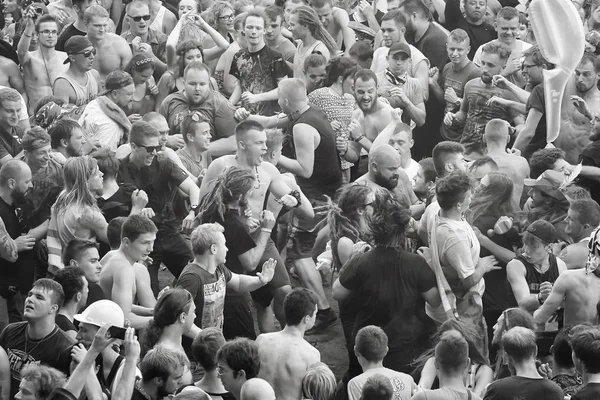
[310,0,355,54]
[558,53,600,163]
[256,288,321,400]
[484,119,530,210]
[99,214,157,329]
[534,228,600,328]
[558,199,600,270]
[200,120,313,330]
[84,5,132,85]
[0,57,26,104]
[17,13,68,114]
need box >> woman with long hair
[289,6,338,78]
[308,56,359,183]
[333,191,441,381]
[124,55,158,116]
[416,319,494,397]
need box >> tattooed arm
[0,218,17,263]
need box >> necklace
[24,326,55,356]
[234,155,261,189]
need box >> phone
[108,325,127,340]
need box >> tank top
[293,40,327,78]
[282,106,343,199]
[149,5,167,32]
[517,253,560,294]
[53,71,98,106]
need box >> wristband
[537,292,544,305]
[260,228,272,233]
[288,189,301,208]
[354,135,365,142]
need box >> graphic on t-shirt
[6,348,40,380]
[201,268,228,330]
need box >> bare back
[92,33,131,82]
[256,332,320,400]
[99,250,137,302]
[563,270,600,325]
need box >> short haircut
[122,214,157,243]
[469,156,499,173]
[236,120,265,141]
[481,41,511,61]
[436,171,473,210]
[184,61,211,79]
[283,288,317,326]
[435,330,469,373]
[0,88,21,106]
[264,5,284,21]
[53,266,86,304]
[192,327,226,371]
[139,345,189,382]
[359,374,393,400]
[266,129,284,151]
[496,6,519,21]
[217,338,260,379]
[0,159,28,187]
[180,112,210,144]
[22,126,51,152]
[579,52,600,73]
[129,120,160,145]
[570,326,600,373]
[551,326,576,369]
[419,157,437,184]
[62,239,98,266]
[126,0,149,14]
[381,9,407,28]
[191,223,224,256]
[35,15,58,32]
[107,217,127,250]
[301,362,336,400]
[90,147,119,178]
[448,28,470,45]
[432,141,465,177]
[348,41,373,64]
[355,326,388,362]
[174,387,211,400]
[568,200,600,230]
[523,45,555,69]
[398,0,432,21]
[84,4,109,25]
[502,327,537,363]
[529,148,565,179]
[353,68,378,86]
[33,278,65,309]
[48,119,81,150]
[20,364,67,400]
[243,9,266,27]
[304,53,326,71]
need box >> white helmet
[74,300,125,328]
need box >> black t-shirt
[97,183,137,224]
[222,210,256,275]
[572,383,600,400]
[483,376,563,400]
[55,314,77,335]
[579,141,600,204]
[56,23,86,52]
[525,84,547,159]
[0,322,74,399]
[414,23,448,72]
[85,282,106,309]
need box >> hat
[525,220,557,244]
[388,42,411,58]
[523,173,567,202]
[100,70,134,96]
[63,36,93,64]
[74,300,125,328]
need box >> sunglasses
[135,143,161,153]
[129,14,151,21]
[77,48,97,58]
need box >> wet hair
[432,141,465,177]
[63,239,99,266]
[355,326,388,362]
[53,266,86,304]
[140,289,194,357]
[419,157,437,184]
[217,338,261,379]
[190,223,225,255]
[54,156,100,217]
[302,362,336,400]
[435,171,473,210]
[290,6,337,55]
[35,14,58,32]
[139,345,190,382]
[125,54,156,75]
[284,288,317,326]
[324,56,358,87]
[20,364,67,400]
[175,40,205,79]
[192,327,226,371]
[107,217,127,249]
[122,214,157,243]
[360,374,393,400]
[570,325,600,373]
[33,278,65,309]
[90,147,119,178]
[48,119,81,150]
[198,166,256,225]
[467,172,514,224]
[369,191,411,248]
[481,40,511,61]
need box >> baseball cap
[100,70,134,96]
[523,173,567,202]
[525,220,557,244]
[388,42,411,58]
[63,36,93,64]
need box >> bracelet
[537,292,544,305]
[354,135,365,142]
[260,228,272,233]
[288,189,301,208]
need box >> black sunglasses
[129,14,151,21]
[78,48,97,58]
[135,143,161,153]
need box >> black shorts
[286,198,328,261]
[250,237,291,308]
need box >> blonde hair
[54,156,100,217]
[302,362,336,400]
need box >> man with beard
[160,62,237,157]
[0,160,36,329]
[0,89,25,166]
[78,70,135,153]
[444,0,497,60]
[48,119,85,165]
[200,120,313,332]
[53,36,101,107]
[18,14,68,114]
[132,346,190,400]
[444,41,524,160]
[309,0,355,53]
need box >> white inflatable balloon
[529,0,585,143]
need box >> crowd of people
[1,0,600,398]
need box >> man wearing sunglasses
[18,12,68,114]
[120,0,167,80]
[53,36,102,107]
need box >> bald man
[0,160,37,328]
[241,378,276,400]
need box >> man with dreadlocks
[534,226,600,328]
